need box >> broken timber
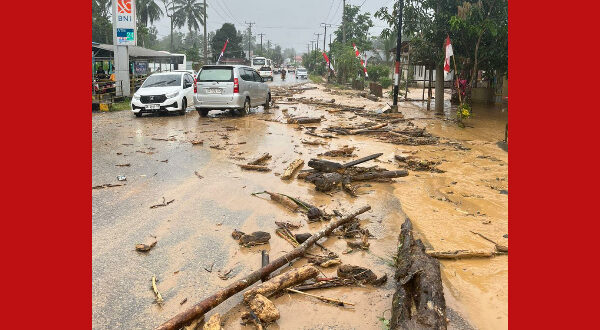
[155,205,371,330]
[391,218,447,329]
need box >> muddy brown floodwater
[92,82,507,330]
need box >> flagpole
[452,55,462,104]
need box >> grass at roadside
[309,74,323,84]
[110,98,132,111]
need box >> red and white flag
[216,39,229,64]
[444,36,453,74]
[352,43,368,78]
[322,52,334,73]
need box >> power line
[215,0,242,25]
[323,0,336,23]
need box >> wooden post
[452,55,462,105]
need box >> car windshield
[260,67,271,71]
[142,74,181,88]
[197,67,234,82]
[297,69,307,73]
[252,58,266,66]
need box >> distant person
[96,66,105,76]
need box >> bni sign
[113,0,136,45]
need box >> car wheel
[198,109,209,117]
[134,112,142,117]
[179,98,187,115]
[264,93,271,109]
[240,98,250,116]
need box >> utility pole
[342,0,346,43]
[392,0,404,110]
[314,33,321,51]
[329,34,332,50]
[321,23,331,51]
[203,0,207,64]
[258,33,266,55]
[245,21,255,60]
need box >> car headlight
[166,91,179,99]
[133,93,141,100]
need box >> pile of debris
[298,153,408,197]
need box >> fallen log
[342,153,384,168]
[248,153,272,165]
[349,123,388,135]
[156,205,371,330]
[287,117,322,124]
[307,159,343,172]
[243,265,319,303]
[281,159,304,180]
[426,249,503,259]
[239,164,271,172]
[351,170,408,181]
[391,219,446,329]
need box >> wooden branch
[152,275,163,304]
[248,153,271,165]
[155,205,371,330]
[286,288,355,307]
[426,249,501,259]
[281,159,304,180]
[239,164,271,172]
[243,265,319,303]
[470,230,508,253]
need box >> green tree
[136,0,163,27]
[92,0,113,43]
[173,0,206,34]
[329,42,362,84]
[449,0,508,87]
[211,23,245,62]
[334,4,374,51]
[137,24,159,48]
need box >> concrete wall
[471,87,494,103]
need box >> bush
[380,77,393,89]
[367,64,391,82]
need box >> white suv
[131,72,196,117]
[195,65,271,117]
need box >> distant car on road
[273,67,281,74]
[287,66,296,73]
[296,67,308,79]
[195,65,271,117]
[131,72,196,117]
[258,66,274,81]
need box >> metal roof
[92,43,184,62]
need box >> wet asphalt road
[92,80,507,329]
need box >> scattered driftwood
[135,241,157,252]
[274,221,302,229]
[292,277,354,291]
[202,313,222,330]
[426,249,505,259]
[379,132,439,146]
[306,131,337,139]
[209,145,226,150]
[252,191,300,212]
[391,219,446,329]
[92,183,124,189]
[470,230,508,253]
[238,164,271,172]
[194,171,204,179]
[243,265,320,303]
[351,170,408,182]
[281,159,304,180]
[286,288,354,307]
[302,139,328,146]
[232,230,271,247]
[248,153,272,165]
[115,163,131,167]
[152,275,164,304]
[395,155,445,173]
[156,205,371,330]
[190,140,204,145]
[287,117,322,124]
[321,146,356,157]
[150,197,175,209]
[247,294,280,323]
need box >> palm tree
[173,0,206,34]
[136,0,164,27]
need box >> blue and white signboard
[113,0,136,45]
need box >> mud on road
[92,82,507,329]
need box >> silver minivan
[195,65,271,117]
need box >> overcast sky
[152,0,396,53]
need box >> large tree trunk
[390,218,447,329]
[435,63,445,114]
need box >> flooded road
[92,84,507,329]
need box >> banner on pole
[352,43,368,78]
[217,39,229,64]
